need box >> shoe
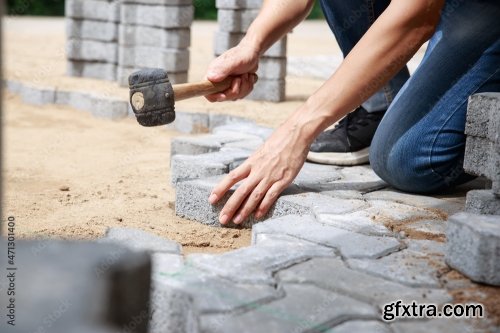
[307,106,385,166]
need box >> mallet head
[128,68,175,127]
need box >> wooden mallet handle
[173,74,258,101]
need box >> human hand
[208,122,310,225]
[205,43,260,102]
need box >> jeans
[320,0,500,193]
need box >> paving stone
[391,319,474,333]
[186,240,334,284]
[246,78,286,102]
[171,133,261,157]
[223,138,263,151]
[20,85,56,105]
[292,163,343,191]
[207,114,253,131]
[212,121,274,139]
[217,9,259,33]
[67,60,117,81]
[89,95,129,119]
[166,111,209,134]
[347,239,448,288]
[119,24,190,48]
[465,189,500,215]
[65,0,120,22]
[403,219,447,239]
[120,4,194,29]
[327,165,387,192]
[67,39,118,63]
[5,80,23,94]
[253,215,402,259]
[214,31,286,57]
[118,45,189,70]
[171,148,250,183]
[100,227,181,254]
[463,136,492,178]
[216,0,262,9]
[324,320,392,333]
[0,239,150,333]
[118,66,188,87]
[465,92,500,141]
[257,57,287,79]
[55,89,92,110]
[67,18,118,42]
[252,233,324,247]
[200,284,378,333]
[445,212,500,286]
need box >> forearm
[241,0,315,55]
[287,0,444,144]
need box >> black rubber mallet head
[128,68,258,127]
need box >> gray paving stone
[246,78,286,102]
[326,165,387,192]
[465,189,500,215]
[445,212,500,286]
[5,80,23,94]
[166,111,209,134]
[347,239,448,288]
[252,233,324,247]
[89,95,129,119]
[391,319,474,333]
[463,136,492,178]
[67,39,118,63]
[171,133,261,157]
[100,227,181,254]
[257,57,287,79]
[65,0,120,22]
[403,219,447,239]
[212,121,274,139]
[200,284,378,333]
[118,45,189,70]
[67,18,118,42]
[67,60,117,81]
[0,240,150,333]
[171,148,250,184]
[217,9,259,33]
[120,4,194,29]
[324,320,392,333]
[279,258,451,313]
[253,215,402,259]
[465,92,500,142]
[186,240,334,284]
[216,0,262,9]
[20,85,56,105]
[223,138,263,151]
[55,89,92,110]
[214,31,286,57]
[292,163,343,191]
[119,24,190,48]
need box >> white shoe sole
[307,147,370,166]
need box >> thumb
[207,55,240,82]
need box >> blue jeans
[320,0,500,193]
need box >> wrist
[239,33,265,57]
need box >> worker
[204,0,500,225]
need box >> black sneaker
[307,106,385,166]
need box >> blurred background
[6,0,325,19]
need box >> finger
[233,180,271,224]
[219,176,260,225]
[205,93,226,103]
[238,74,252,99]
[209,164,250,205]
[254,180,289,219]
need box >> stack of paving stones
[65,0,121,81]
[446,92,500,286]
[215,0,287,102]
[118,0,193,86]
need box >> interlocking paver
[99,227,182,254]
[324,320,392,333]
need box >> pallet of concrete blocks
[118,0,194,86]
[65,0,120,81]
[215,0,287,102]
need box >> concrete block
[187,241,334,284]
[5,80,23,94]
[253,215,402,259]
[171,133,261,156]
[257,57,287,79]
[200,284,377,333]
[118,66,187,87]
[212,121,273,139]
[465,92,500,141]
[118,45,189,70]
[292,162,343,191]
[89,95,130,120]
[165,111,209,134]
[120,4,194,29]
[217,9,259,33]
[348,240,449,288]
[20,85,56,105]
[325,321,391,333]
[100,227,182,254]
[57,90,92,111]
[171,148,250,183]
[216,0,262,9]
[67,60,117,81]
[208,114,253,131]
[465,189,500,215]
[67,39,118,63]
[0,240,150,333]
[463,136,492,177]
[66,18,118,42]
[279,257,451,312]
[119,24,190,49]
[445,212,500,285]
[246,78,285,102]
[214,31,286,57]
[65,0,120,22]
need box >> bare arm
[210,0,444,225]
